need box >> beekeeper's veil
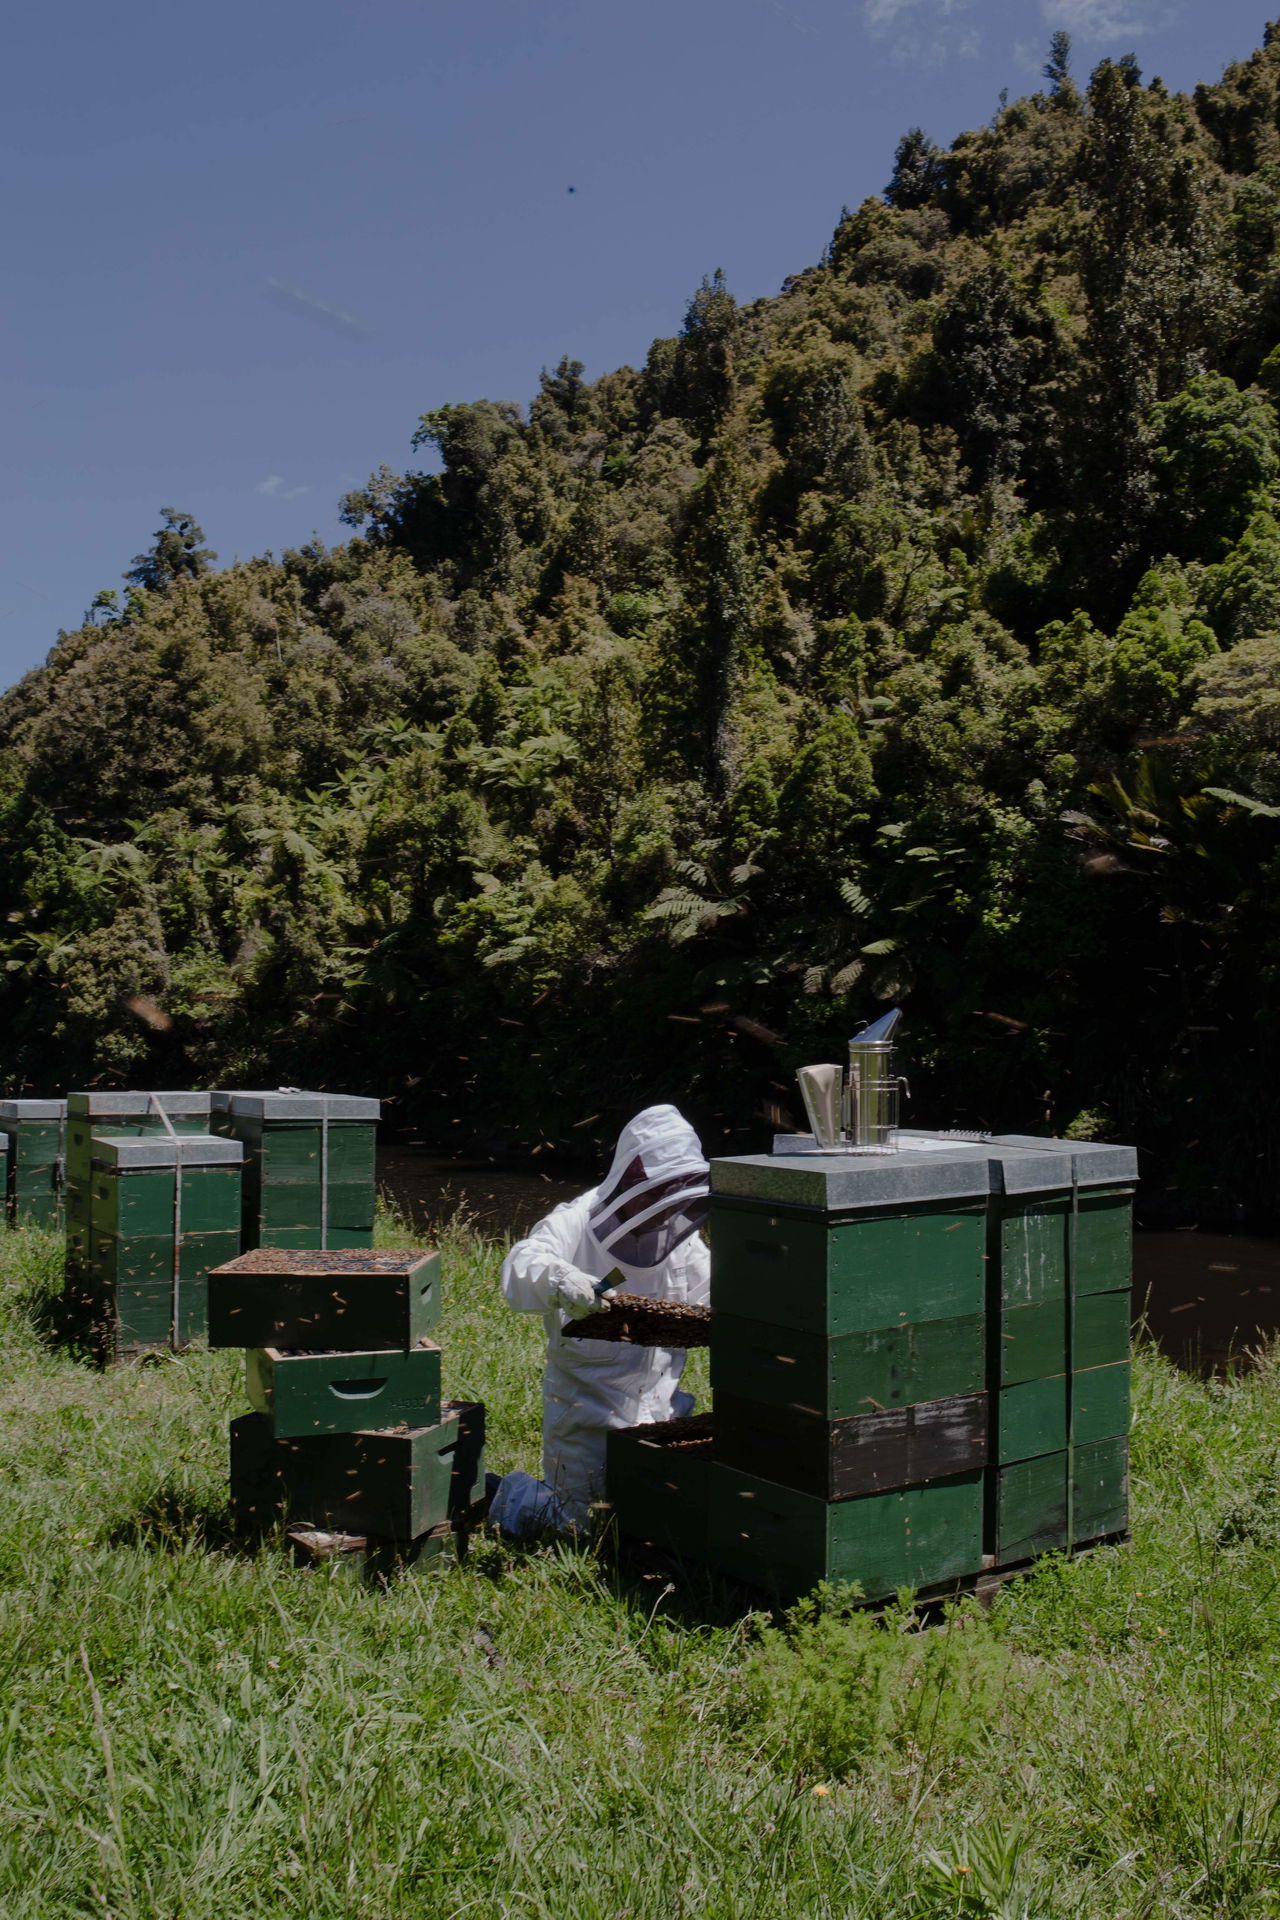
[587,1104,710,1270]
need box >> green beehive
[0,1099,65,1226]
[65,1093,215,1283]
[895,1136,1132,1569]
[986,1137,1135,1298]
[687,1148,994,1597]
[246,1342,443,1437]
[606,1416,714,1563]
[710,1311,986,1420]
[709,1147,991,1440]
[985,1137,1134,1565]
[229,1399,485,1539]
[84,1134,243,1354]
[706,1460,985,1603]
[714,1390,988,1501]
[210,1090,379,1252]
[207,1247,441,1351]
[605,1134,1135,1598]
[66,1092,214,1202]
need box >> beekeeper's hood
[587,1104,710,1270]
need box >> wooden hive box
[245,1342,443,1437]
[0,1098,65,1227]
[605,1414,714,1562]
[978,1137,1135,1566]
[886,1137,1133,1568]
[65,1093,214,1253]
[713,1390,988,1501]
[708,1148,991,1532]
[706,1460,985,1603]
[707,1135,1136,1592]
[229,1398,485,1539]
[210,1090,379,1251]
[84,1133,243,1354]
[208,1246,442,1352]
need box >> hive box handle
[328,1378,388,1400]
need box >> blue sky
[1,0,1272,685]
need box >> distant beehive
[64,1092,240,1357]
[209,1091,379,1252]
[0,1098,66,1227]
[65,1092,215,1267]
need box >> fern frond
[838,878,871,916]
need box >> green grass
[1,1215,1279,1918]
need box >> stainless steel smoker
[794,1008,906,1154]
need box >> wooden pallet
[590,1503,1129,1614]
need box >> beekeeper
[489,1104,711,1535]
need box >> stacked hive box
[0,1099,66,1226]
[65,1092,216,1276]
[605,1414,716,1566]
[608,1149,996,1602]
[64,1092,242,1356]
[978,1135,1134,1565]
[86,1138,243,1352]
[210,1092,379,1252]
[606,1134,1135,1602]
[210,1247,485,1568]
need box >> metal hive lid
[985,1133,1139,1185]
[68,1091,212,1118]
[211,1089,381,1122]
[90,1134,244,1170]
[713,1145,994,1209]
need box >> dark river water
[378,1148,1280,1376]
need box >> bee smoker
[795,1008,906,1154]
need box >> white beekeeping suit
[491,1105,711,1534]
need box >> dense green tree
[6,29,1280,1216]
[124,509,216,592]
[1072,60,1236,593]
[1202,508,1280,643]
[671,272,741,444]
[884,128,947,212]
[1150,372,1279,558]
[1043,31,1075,100]
[925,265,1044,486]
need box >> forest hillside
[6,31,1280,1220]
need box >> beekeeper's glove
[549,1263,612,1319]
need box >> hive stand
[210,1091,380,1253]
[0,1099,66,1226]
[211,1247,485,1575]
[605,1134,1135,1604]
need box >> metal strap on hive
[149,1092,184,1347]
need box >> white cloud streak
[262,278,371,341]
[862,0,981,65]
[864,0,964,24]
[1039,0,1178,40]
[255,475,309,500]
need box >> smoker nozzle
[850,1006,902,1045]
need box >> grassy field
[0,1213,1279,1919]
